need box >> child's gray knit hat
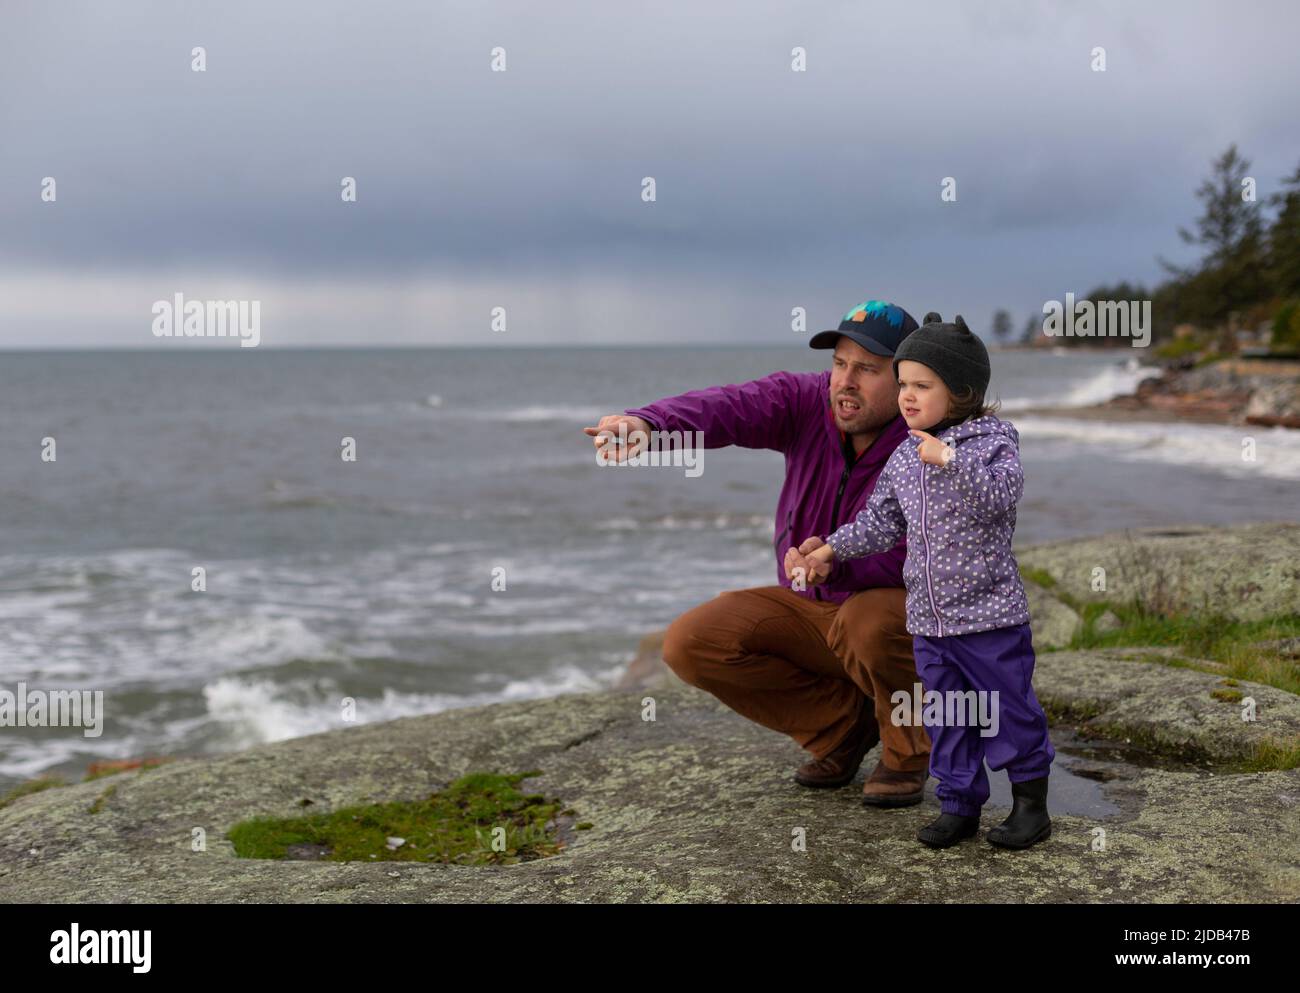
[891,312,991,397]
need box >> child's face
[896,360,953,431]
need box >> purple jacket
[625,369,909,605]
[825,415,1031,637]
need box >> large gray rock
[1032,648,1300,764]
[1024,583,1081,649]
[2,651,1297,904]
[1017,522,1300,622]
[1246,381,1300,426]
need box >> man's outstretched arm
[611,369,820,453]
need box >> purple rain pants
[912,622,1056,817]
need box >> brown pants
[662,585,930,772]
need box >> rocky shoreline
[1030,355,1300,429]
[2,523,1297,903]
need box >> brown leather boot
[860,759,927,807]
[794,698,880,788]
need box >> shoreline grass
[1020,565,1300,695]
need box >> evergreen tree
[1162,145,1266,325]
[991,309,1013,344]
[1268,161,1300,299]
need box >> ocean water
[1,345,1297,790]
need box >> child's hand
[784,538,834,586]
[910,430,955,467]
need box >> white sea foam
[435,616,599,637]
[499,405,607,423]
[1015,416,1300,480]
[997,396,1038,412]
[202,676,338,744]
[1057,359,1164,407]
[593,512,768,531]
[0,656,628,782]
[186,615,344,666]
[1000,359,1162,412]
[429,403,605,423]
[197,660,628,752]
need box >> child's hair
[945,386,1001,422]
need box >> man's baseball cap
[808,300,920,357]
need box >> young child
[786,313,1055,850]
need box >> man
[583,299,931,806]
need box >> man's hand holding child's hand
[784,537,834,586]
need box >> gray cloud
[1,0,1298,345]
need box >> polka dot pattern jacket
[825,415,1031,638]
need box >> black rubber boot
[916,812,981,848]
[986,776,1051,849]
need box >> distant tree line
[989,145,1300,353]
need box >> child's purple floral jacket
[825,414,1031,637]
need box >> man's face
[829,338,900,434]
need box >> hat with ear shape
[891,312,991,398]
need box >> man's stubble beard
[835,396,898,437]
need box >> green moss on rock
[227,770,571,865]
[88,783,118,814]
[0,777,67,811]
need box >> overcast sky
[2,0,1298,348]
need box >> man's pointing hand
[584,414,652,463]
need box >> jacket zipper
[829,463,851,534]
[919,458,943,635]
[774,509,793,553]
